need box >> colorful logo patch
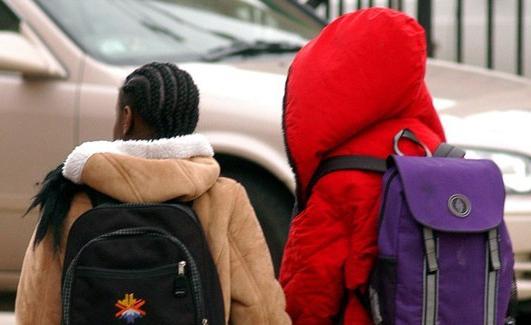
[115,293,146,324]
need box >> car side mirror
[0,29,65,78]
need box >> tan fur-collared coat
[15,135,291,325]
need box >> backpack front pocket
[62,227,209,325]
[70,262,195,325]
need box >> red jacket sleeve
[280,170,381,324]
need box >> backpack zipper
[77,262,193,299]
[174,261,188,297]
[76,263,178,279]
[62,227,207,325]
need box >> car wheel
[217,156,293,275]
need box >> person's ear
[122,105,134,137]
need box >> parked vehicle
[1,0,531,304]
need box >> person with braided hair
[115,62,199,140]
[16,62,291,325]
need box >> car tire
[217,156,293,275]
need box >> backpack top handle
[393,128,432,157]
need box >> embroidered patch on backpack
[115,293,146,324]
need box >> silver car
[1,0,531,303]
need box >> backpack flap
[391,155,505,233]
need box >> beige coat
[15,137,290,325]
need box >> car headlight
[465,148,531,195]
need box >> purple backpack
[305,130,517,325]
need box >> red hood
[283,8,445,201]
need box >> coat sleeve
[227,183,291,325]
[279,171,381,325]
[15,230,63,325]
[15,193,92,325]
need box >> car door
[0,0,80,289]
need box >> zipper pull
[178,261,186,276]
[174,261,187,297]
[202,319,208,325]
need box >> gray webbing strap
[485,270,497,325]
[423,228,439,272]
[424,270,438,325]
[434,143,466,158]
[488,229,501,271]
[485,228,500,325]
[422,227,438,325]
[369,286,383,325]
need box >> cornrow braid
[155,63,178,135]
[169,64,199,136]
[135,66,165,136]
[119,62,199,139]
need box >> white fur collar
[63,134,213,184]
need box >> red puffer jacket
[280,8,446,324]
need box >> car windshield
[35,0,323,65]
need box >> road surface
[0,312,14,324]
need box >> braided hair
[119,62,199,138]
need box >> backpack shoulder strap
[433,143,466,158]
[308,156,387,191]
[84,187,194,209]
[300,156,387,210]
[299,143,465,211]
[84,186,119,207]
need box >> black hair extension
[25,164,83,250]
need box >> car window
[0,1,20,32]
[34,0,322,65]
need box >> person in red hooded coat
[280,8,447,324]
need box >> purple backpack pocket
[370,156,515,325]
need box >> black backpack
[61,190,225,325]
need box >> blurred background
[309,0,531,77]
[0,0,530,323]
